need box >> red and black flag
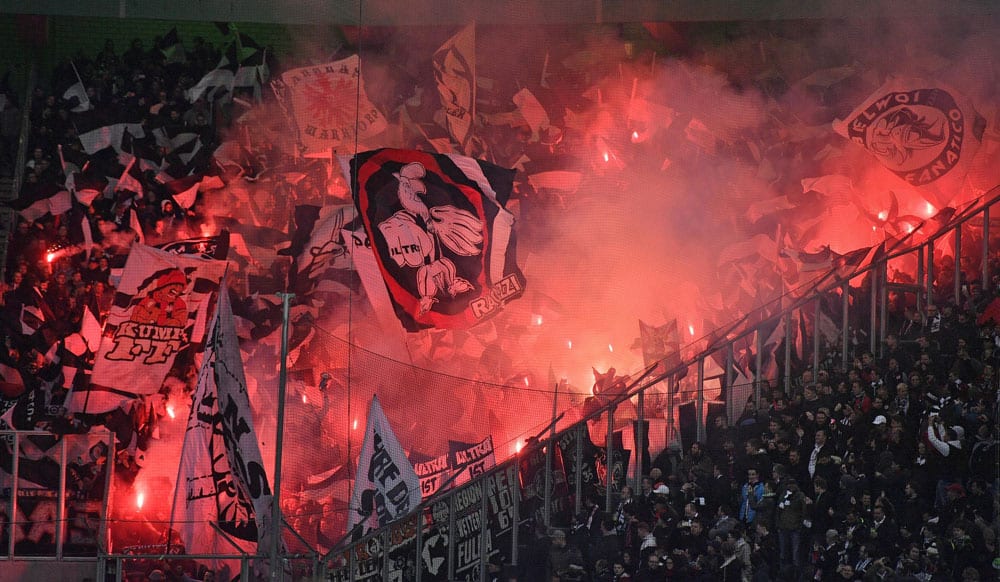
[350,149,524,331]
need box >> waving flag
[66,169,107,207]
[14,182,72,223]
[186,67,235,103]
[273,56,387,157]
[157,27,186,64]
[639,319,682,374]
[833,78,985,206]
[67,244,226,413]
[61,62,91,113]
[433,24,476,153]
[281,204,358,295]
[156,231,230,260]
[351,149,524,331]
[170,284,274,564]
[77,122,145,155]
[347,395,422,537]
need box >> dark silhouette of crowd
[514,285,1000,581]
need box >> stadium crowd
[516,297,1000,581]
[0,23,997,582]
[0,27,283,582]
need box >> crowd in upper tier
[515,296,999,580]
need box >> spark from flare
[166,405,175,420]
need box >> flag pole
[70,60,90,110]
[270,291,294,579]
[543,379,558,526]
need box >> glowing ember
[602,151,610,163]
[46,252,55,263]
[136,491,145,510]
[533,314,543,326]
[631,131,640,142]
[608,344,614,352]
[877,211,888,221]
[352,419,358,430]
[688,324,695,336]
[302,394,308,404]
[515,441,523,453]
[166,405,175,420]
[924,202,935,216]
[567,340,573,349]
[523,376,530,387]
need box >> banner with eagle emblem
[350,148,524,331]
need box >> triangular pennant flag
[346,395,422,537]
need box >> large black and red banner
[351,149,524,331]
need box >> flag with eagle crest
[273,56,387,157]
[350,148,524,331]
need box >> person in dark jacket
[775,478,807,570]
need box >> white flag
[833,77,984,207]
[275,56,387,156]
[170,283,274,565]
[346,395,422,536]
[67,244,226,413]
[128,205,144,245]
[62,80,91,113]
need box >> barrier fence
[0,430,113,560]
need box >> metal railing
[1,429,114,562]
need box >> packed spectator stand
[0,22,997,582]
